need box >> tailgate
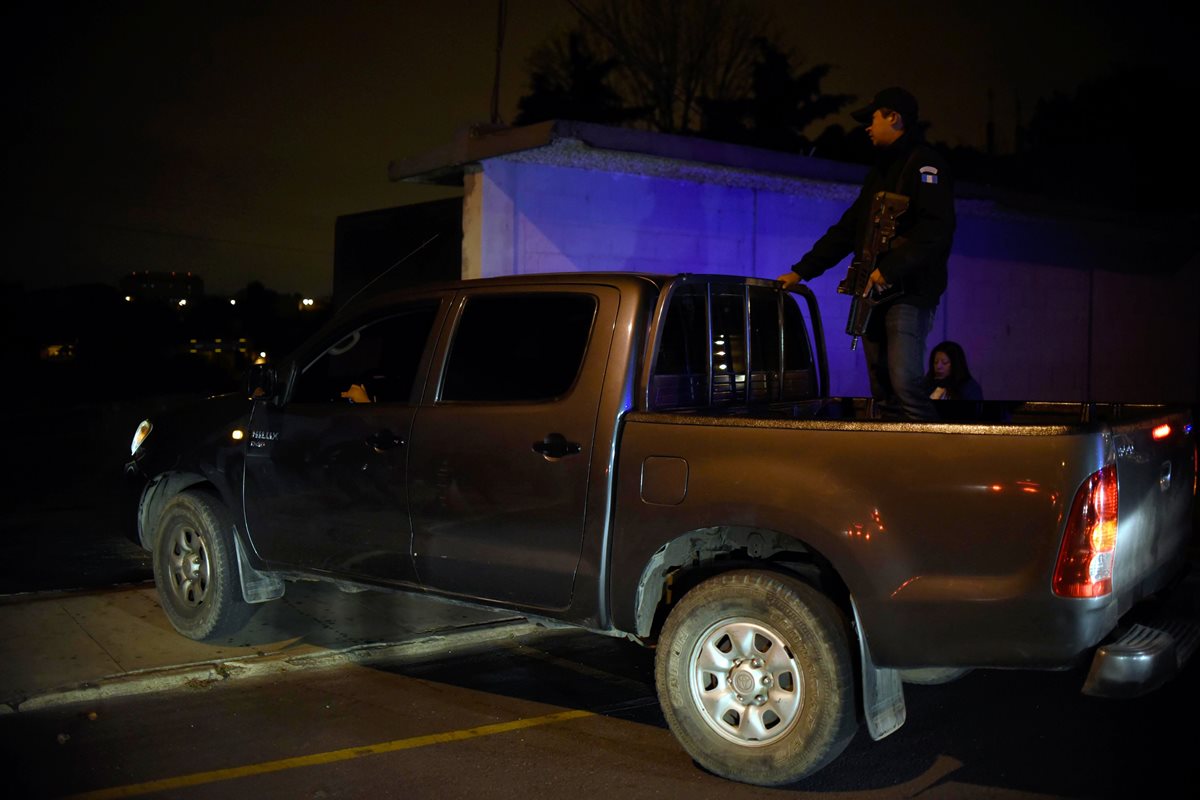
[1110,410,1196,610]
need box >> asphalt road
[3,624,1198,799]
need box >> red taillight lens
[1053,465,1118,598]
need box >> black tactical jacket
[792,132,955,309]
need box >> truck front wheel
[655,570,857,786]
[152,490,256,641]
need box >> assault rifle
[837,191,909,350]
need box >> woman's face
[933,351,952,381]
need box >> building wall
[466,157,1198,404]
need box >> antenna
[336,233,439,318]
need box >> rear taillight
[1053,465,1118,598]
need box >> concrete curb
[4,618,541,714]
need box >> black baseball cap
[850,86,919,125]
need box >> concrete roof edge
[388,121,560,184]
[388,119,869,187]
[551,120,868,184]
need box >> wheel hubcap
[166,525,210,608]
[689,618,803,746]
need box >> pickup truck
[125,272,1198,786]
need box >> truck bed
[612,399,1195,670]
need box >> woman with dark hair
[925,340,983,401]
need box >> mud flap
[234,530,285,603]
[852,597,906,740]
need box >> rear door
[407,284,619,609]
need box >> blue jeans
[862,303,937,421]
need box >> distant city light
[178,299,187,307]
[230,299,237,306]
[124,295,132,302]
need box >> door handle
[532,432,582,460]
[366,430,405,453]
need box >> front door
[242,300,442,584]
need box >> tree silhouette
[515,5,1194,226]
[923,65,1199,216]
[518,1,851,149]
[1018,66,1196,212]
[558,0,774,134]
[698,37,854,154]
[514,31,647,126]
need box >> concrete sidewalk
[0,581,534,713]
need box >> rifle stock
[836,191,909,349]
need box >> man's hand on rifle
[864,268,891,297]
[777,270,802,289]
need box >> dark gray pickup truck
[125,272,1198,786]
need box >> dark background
[1,1,1195,593]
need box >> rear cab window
[650,280,816,411]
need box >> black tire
[152,490,256,641]
[655,570,857,786]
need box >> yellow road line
[66,708,593,800]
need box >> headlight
[130,419,153,456]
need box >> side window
[749,285,781,402]
[710,284,747,406]
[440,293,596,402]
[783,293,813,371]
[291,303,438,404]
[650,284,708,409]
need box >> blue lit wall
[466,155,1198,404]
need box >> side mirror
[246,363,278,403]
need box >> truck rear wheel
[152,490,256,641]
[655,569,857,786]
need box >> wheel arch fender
[138,470,210,550]
[139,473,283,604]
[653,567,859,785]
[632,525,850,642]
[633,527,908,743]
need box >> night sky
[5,0,1177,298]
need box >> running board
[1082,618,1199,698]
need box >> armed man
[778,86,955,421]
